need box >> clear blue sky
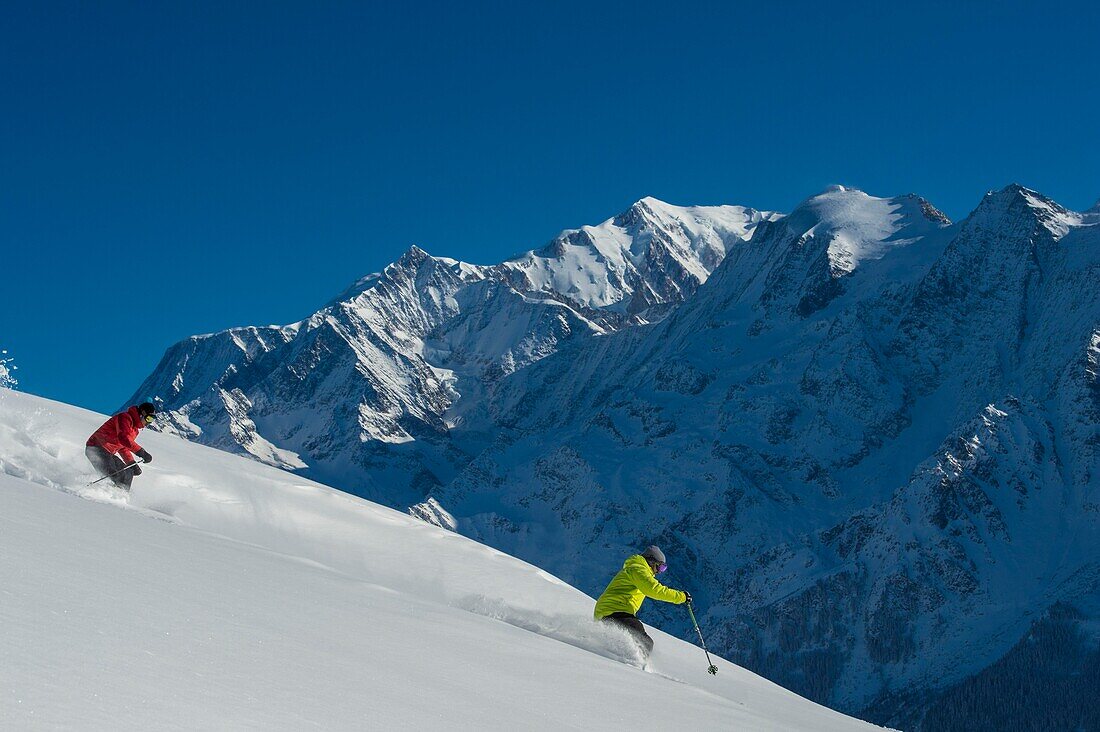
[2,1,1098,413]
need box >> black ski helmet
[138,402,156,417]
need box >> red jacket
[87,406,146,463]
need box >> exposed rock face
[132,185,1100,728]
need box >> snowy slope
[0,389,882,731]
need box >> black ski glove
[131,464,142,476]
[683,591,693,604]
[136,448,152,463]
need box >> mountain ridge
[131,196,773,499]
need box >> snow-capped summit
[692,186,953,322]
[783,186,950,274]
[496,197,779,325]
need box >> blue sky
[2,1,1098,413]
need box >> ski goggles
[656,562,667,574]
[142,413,155,424]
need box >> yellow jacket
[594,555,687,619]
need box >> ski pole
[88,460,143,486]
[687,600,719,675]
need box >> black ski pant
[601,612,654,658]
[85,445,136,489]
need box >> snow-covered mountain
[0,389,883,731]
[129,185,1100,729]
[495,197,780,326]
[130,198,776,503]
[436,185,1099,728]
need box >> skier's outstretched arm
[627,565,687,604]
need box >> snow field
[0,389,884,730]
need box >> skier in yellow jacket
[594,546,689,659]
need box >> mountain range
[131,184,1100,729]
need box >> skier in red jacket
[85,402,156,489]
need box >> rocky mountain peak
[973,184,1081,240]
[394,244,433,269]
[612,195,669,229]
[901,193,952,225]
